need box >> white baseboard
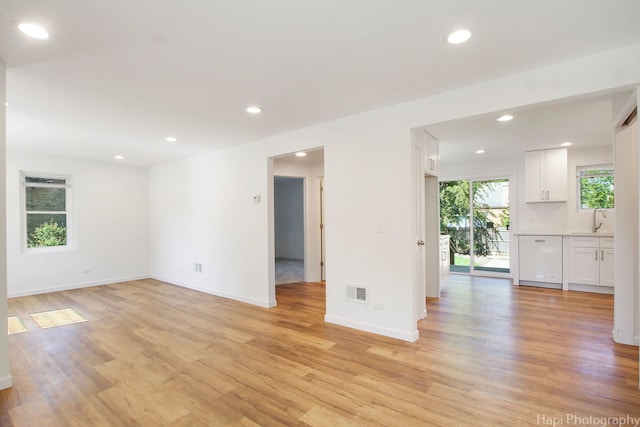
[612,328,639,346]
[519,280,562,290]
[568,283,614,294]
[151,275,274,308]
[0,374,13,390]
[8,275,150,298]
[325,314,419,342]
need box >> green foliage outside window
[28,220,67,247]
[578,167,614,209]
[23,174,70,248]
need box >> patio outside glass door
[440,179,510,275]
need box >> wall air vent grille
[346,285,368,303]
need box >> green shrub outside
[28,220,66,247]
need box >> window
[21,172,73,250]
[577,165,614,210]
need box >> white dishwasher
[518,235,563,288]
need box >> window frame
[20,171,75,253]
[576,164,615,212]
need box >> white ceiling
[429,90,636,169]
[2,1,640,166]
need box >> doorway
[439,178,510,276]
[274,176,305,284]
[270,148,325,298]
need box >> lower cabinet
[567,237,614,287]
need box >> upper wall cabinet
[525,148,567,203]
[424,134,439,176]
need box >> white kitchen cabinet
[439,235,450,287]
[424,135,439,176]
[567,237,614,287]
[599,248,614,286]
[525,148,567,203]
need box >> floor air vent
[346,285,368,303]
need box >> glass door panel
[440,178,510,276]
[439,180,471,273]
[472,179,510,273]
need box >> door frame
[268,148,325,307]
[439,173,516,279]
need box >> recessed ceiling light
[246,106,262,114]
[447,29,471,45]
[4,101,10,107]
[475,149,486,154]
[114,155,124,160]
[18,23,50,40]
[561,141,573,147]
[496,114,514,122]
[295,152,307,157]
[165,136,177,142]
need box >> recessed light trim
[447,29,471,45]
[561,141,573,147]
[18,23,50,39]
[114,155,124,160]
[475,149,486,154]
[496,114,514,122]
[295,152,307,157]
[165,136,177,142]
[246,106,262,114]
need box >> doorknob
[417,240,425,246]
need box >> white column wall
[614,113,638,345]
[0,61,11,390]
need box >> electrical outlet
[374,302,384,310]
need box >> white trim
[324,314,419,342]
[20,170,75,253]
[151,275,276,308]
[0,374,13,391]
[576,164,615,211]
[7,275,149,298]
[439,174,516,279]
[612,327,638,346]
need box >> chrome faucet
[593,208,607,233]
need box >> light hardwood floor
[1,276,638,426]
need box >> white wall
[6,150,149,297]
[615,112,639,345]
[0,61,12,390]
[149,43,640,342]
[274,177,304,259]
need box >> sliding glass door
[440,178,510,275]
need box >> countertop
[513,231,614,238]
